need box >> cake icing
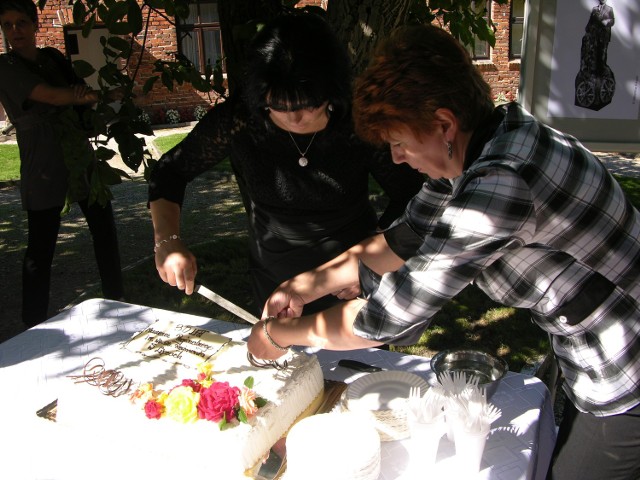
[55,319,324,478]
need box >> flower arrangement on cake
[130,362,267,430]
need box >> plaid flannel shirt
[355,103,640,416]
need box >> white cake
[284,412,381,480]
[55,319,324,479]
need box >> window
[467,0,491,60]
[176,1,224,73]
[509,0,525,59]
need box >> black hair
[0,0,39,24]
[242,12,352,130]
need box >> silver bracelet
[263,317,290,352]
[154,234,181,253]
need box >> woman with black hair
[149,12,424,314]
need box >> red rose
[181,379,202,392]
[144,400,164,419]
[197,382,240,422]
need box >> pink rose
[144,400,164,419]
[181,379,202,392]
[198,382,240,422]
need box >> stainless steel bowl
[430,349,508,398]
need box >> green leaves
[127,0,143,35]
[410,0,506,49]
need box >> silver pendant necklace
[287,131,318,167]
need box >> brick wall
[1,0,520,122]
[481,2,520,102]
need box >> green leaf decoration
[255,397,267,408]
[244,376,254,389]
[219,414,230,431]
[237,408,248,424]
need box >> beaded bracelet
[263,317,291,352]
[154,234,181,253]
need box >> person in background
[0,0,124,327]
[149,11,424,315]
[248,24,640,479]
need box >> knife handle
[337,359,383,372]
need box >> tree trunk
[326,0,413,77]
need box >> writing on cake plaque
[124,319,235,368]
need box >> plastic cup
[453,423,490,475]
[407,416,445,473]
[444,407,462,442]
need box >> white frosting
[284,412,381,480]
[56,319,324,479]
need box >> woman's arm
[150,198,198,294]
[263,232,403,319]
[249,298,381,360]
[28,83,99,106]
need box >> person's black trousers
[22,200,124,326]
[547,397,640,479]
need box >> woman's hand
[154,240,198,294]
[262,287,306,319]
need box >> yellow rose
[164,386,200,423]
[197,362,216,384]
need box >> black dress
[148,94,424,314]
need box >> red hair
[354,24,494,146]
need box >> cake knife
[338,359,385,372]
[194,284,259,325]
[194,284,289,370]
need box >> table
[0,299,557,479]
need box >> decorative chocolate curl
[68,357,133,397]
[247,352,288,371]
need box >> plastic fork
[408,386,423,420]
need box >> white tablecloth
[0,299,557,479]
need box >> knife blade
[194,284,259,325]
[337,359,384,372]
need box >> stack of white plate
[344,371,429,441]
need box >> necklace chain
[287,131,318,167]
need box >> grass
[0,144,20,182]
[152,133,186,153]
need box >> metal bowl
[430,349,508,398]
